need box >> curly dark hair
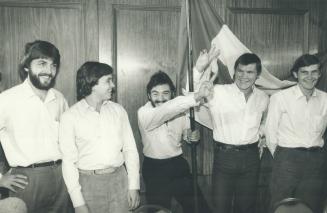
[146,71,176,98]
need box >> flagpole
[185,0,199,212]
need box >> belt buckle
[94,167,117,175]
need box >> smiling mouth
[238,80,250,83]
[39,75,52,79]
[303,79,316,84]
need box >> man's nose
[158,94,165,101]
[307,72,315,79]
[110,81,115,89]
[44,65,54,74]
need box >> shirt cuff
[189,93,201,106]
[128,176,140,190]
[70,189,85,208]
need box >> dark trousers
[142,155,211,213]
[270,146,326,213]
[9,164,73,213]
[212,145,260,213]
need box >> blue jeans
[270,146,326,213]
[9,164,73,213]
[212,145,260,213]
[79,166,130,213]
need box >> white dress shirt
[59,99,140,207]
[265,85,327,154]
[0,80,68,167]
[193,69,269,145]
[138,95,198,159]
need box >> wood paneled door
[99,0,181,154]
[0,0,98,106]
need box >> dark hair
[76,62,113,100]
[291,54,320,73]
[18,40,60,81]
[146,71,176,97]
[234,53,262,75]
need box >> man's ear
[292,71,298,79]
[24,67,29,72]
[147,93,151,100]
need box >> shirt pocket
[311,114,327,134]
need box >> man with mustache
[138,71,212,213]
[266,54,327,212]
[59,62,140,213]
[194,51,269,213]
[0,40,72,212]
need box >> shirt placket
[239,92,248,143]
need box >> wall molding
[0,1,82,10]
[228,7,308,15]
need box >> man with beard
[138,71,212,213]
[266,54,327,213]
[0,40,72,212]
[59,62,140,213]
[194,51,269,213]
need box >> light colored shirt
[138,95,198,159]
[0,80,68,167]
[193,69,269,145]
[265,85,327,154]
[59,99,140,207]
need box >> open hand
[0,169,28,192]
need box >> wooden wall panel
[0,0,98,106]
[99,0,181,156]
[115,6,180,152]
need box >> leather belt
[79,166,121,175]
[214,141,258,151]
[17,160,62,168]
[279,146,322,152]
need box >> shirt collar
[294,84,317,99]
[232,83,257,95]
[79,98,109,113]
[22,79,56,103]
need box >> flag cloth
[176,0,296,95]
